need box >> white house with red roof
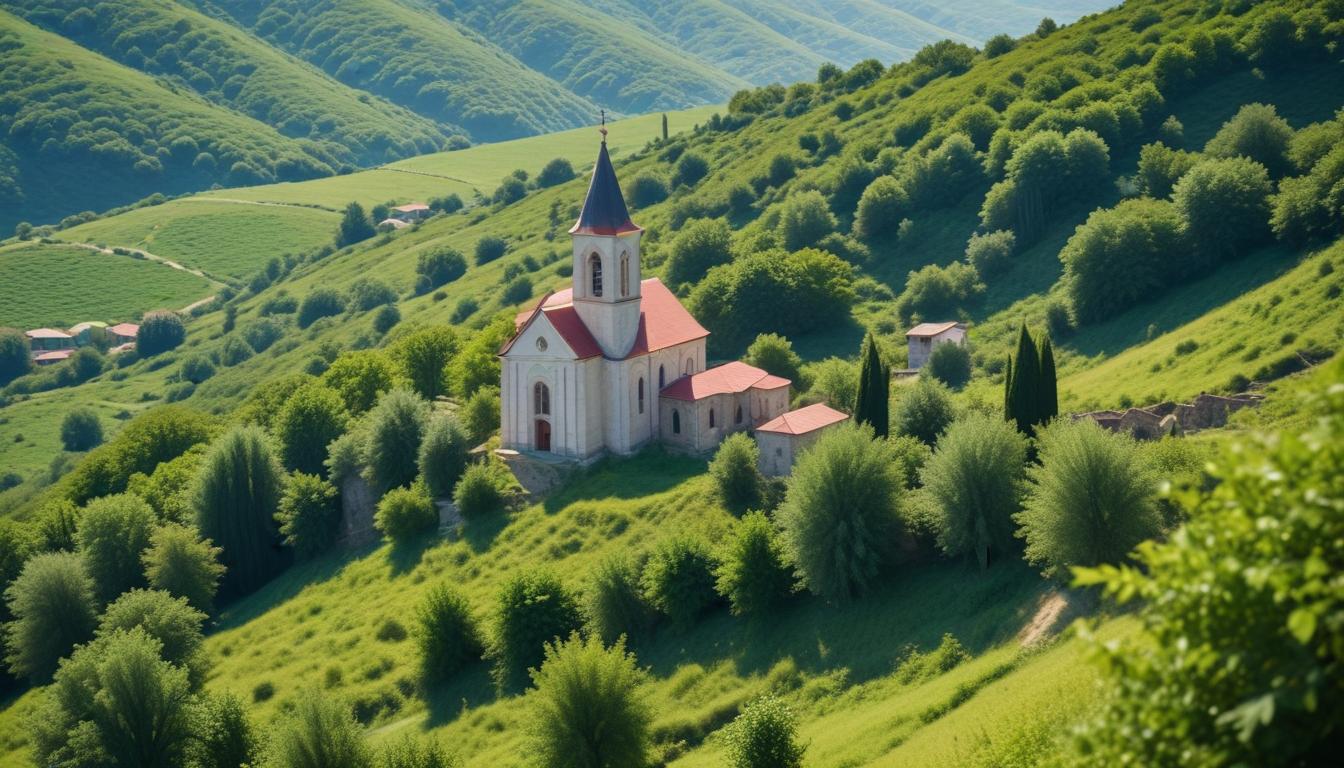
[755,403,850,476]
[499,138,795,461]
[905,321,967,369]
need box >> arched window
[533,382,550,416]
[620,252,630,298]
[709,409,716,428]
[684,358,693,376]
[589,253,603,297]
[735,405,743,424]
[672,410,681,434]
[637,378,645,414]
[658,365,665,389]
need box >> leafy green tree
[665,218,733,286]
[298,288,348,329]
[220,336,253,366]
[492,569,583,690]
[375,486,438,541]
[420,413,470,499]
[269,691,373,768]
[805,357,858,412]
[66,405,215,505]
[1137,142,1198,198]
[965,229,1016,278]
[323,350,399,414]
[709,433,764,513]
[716,512,793,616]
[276,383,349,476]
[60,407,103,451]
[902,133,985,209]
[892,376,955,446]
[924,343,971,390]
[853,176,909,240]
[392,327,458,399]
[642,535,719,629]
[447,318,513,399]
[365,389,429,493]
[1070,365,1344,766]
[1061,199,1190,324]
[415,584,483,683]
[97,589,207,687]
[181,354,216,386]
[77,493,157,605]
[724,695,806,768]
[895,262,984,323]
[1004,324,1042,434]
[537,157,575,188]
[452,463,506,519]
[193,426,286,599]
[461,385,502,445]
[502,276,533,304]
[31,629,195,767]
[527,633,652,768]
[1205,103,1295,178]
[373,305,398,336]
[4,551,97,683]
[1017,419,1160,577]
[626,172,669,208]
[137,311,186,356]
[1173,157,1273,262]
[854,332,890,438]
[142,523,225,614]
[474,236,508,266]
[674,152,709,187]
[983,33,1016,58]
[922,412,1028,569]
[348,278,397,312]
[0,328,32,384]
[126,446,205,525]
[743,333,803,385]
[584,554,653,645]
[336,201,375,247]
[415,248,467,294]
[777,423,904,599]
[778,190,838,251]
[191,692,261,768]
[277,472,342,557]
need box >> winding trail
[65,241,223,313]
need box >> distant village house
[390,203,430,222]
[108,323,139,345]
[905,321,967,370]
[25,328,73,354]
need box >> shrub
[494,176,527,205]
[983,33,1016,58]
[278,472,342,557]
[924,343,972,390]
[1062,198,1192,324]
[415,584,483,682]
[415,248,467,294]
[894,633,969,684]
[895,262,984,323]
[584,554,653,644]
[743,333,803,385]
[365,389,430,493]
[429,194,464,214]
[642,535,719,628]
[349,278,397,311]
[889,434,931,490]
[323,350,398,414]
[475,236,508,266]
[179,354,215,385]
[922,412,1028,569]
[451,298,479,324]
[419,413,470,498]
[1137,142,1198,198]
[776,423,904,599]
[276,383,349,476]
[193,426,286,599]
[724,695,806,768]
[67,406,215,505]
[1205,103,1295,178]
[461,385,501,444]
[137,311,186,356]
[220,336,253,366]
[778,190,838,251]
[665,218,733,287]
[537,157,576,188]
[379,737,458,768]
[0,328,32,384]
[375,486,438,541]
[1173,157,1273,262]
[77,493,157,604]
[502,276,533,304]
[337,201,375,247]
[527,633,652,768]
[709,433,764,513]
[892,377,957,445]
[60,407,103,451]
[965,229,1016,278]
[269,692,372,768]
[852,175,908,241]
[97,588,206,684]
[244,317,285,352]
[3,551,97,682]
[492,570,583,690]
[191,693,260,768]
[674,152,710,187]
[1017,419,1160,577]
[391,327,458,400]
[805,357,857,412]
[716,512,793,616]
[298,288,347,328]
[626,172,669,208]
[142,523,225,614]
[452,463,505,519]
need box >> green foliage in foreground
[1072,360,1344,766]
[584,553,653,645]
[267,691,372,768]
[724,695,806,768]
[923,412,1028,570]
[375,486,438,542]
[715,511,794,616]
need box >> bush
[778,190,838,251]
[1137,142,1198,199]
[391,327,458,400]
[709,433,764,513]
[142,523,225,614]
[716,512,793,616]
[743,333,803,385]
[415,584,483,682]
[276,383,349,476]
[665,218,733,287]
[892,377,957,445]
[337,201,375,247]
[137,311,186,356]
[924,343,972,390]
[452,463,505,519]
[349,277,397,311]
[97,588,206,684]
[0,328,31,384]
[502,276,533,304]
[193,426,286,599]
[66,406,215,505]
[673,152,710,187]
[1017,419,1160,577]
[419,413,470,498]
[191,693,260,768]
[626,172,669,208]
[724,695,806,768]
[475,236,508,266]
[177,354,214,385]
[852,176,909,241]
[269,692,372,768]
[922,412,1028,569]
[776,424,904,599]
[1062,198,1191,324]
[584,554,653,644]
[1205,103,1295,178]
[365,389,430,493]
[3,551,97,682]
[243,317,285,352]
[1172,157,1273,262]
[642,535,719,629]
[60,407,103,451]
[323,350,398,414]
[461,385,501,445]
[983,33,1016,58]
[415,248,467,294]
[527,633,652,768]
[278,472,342,557]
[298,288,347,328]
[492,570,583,690]
[375,486,438,541]
[379,736,457,768]
[537,157,575,188]
[77,493,157,604]
[895,262,983,323]
[220,336,253,366]
[965,229,1016,278]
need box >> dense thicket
[192,426,286,598]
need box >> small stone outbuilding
[659,361,791,454]
[754,403,850,476]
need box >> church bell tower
[570,131,643,359]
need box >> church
[497,136,798,461]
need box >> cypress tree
[1002,356,1014,422]
[1038,335,1058,424]
[854,333,889,438]
[336,201,375,247]
[662,113,669,141]
[1007,324,1040,435]
[193,426,286,599]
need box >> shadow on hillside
[790,313,867,363]
[461,512,510,553]
[422,662,498,728]
[213,545,373,632]
[540,449,702,515]
[386,532,438,574]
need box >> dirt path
[1018,590,1091,647]
[180,196,339,212]
[375,165,477,187]
[67,241,227,288]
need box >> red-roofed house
[755,403,850,476]
[108,323,139,345]
[499,137,790,461]
[906,321,966,369]
[34,348,75,366]
[390,203,431,222]
[25,328,74,355]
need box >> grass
[0,242,214,328]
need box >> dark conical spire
[570,138,640,236]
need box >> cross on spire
[599,109,608,140]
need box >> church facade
[498,138,794,461]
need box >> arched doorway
[535,419,551,452]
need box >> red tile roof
[660,361,790,402]
[26,328,72,339]
[906,321,962,338]
[108,323,139,337]
[544,305,604,359]
[34,349,75,362]
[756,403,849,435]
[393,203,429,212]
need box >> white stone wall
[571,230,644,358]
[907,327,967,369]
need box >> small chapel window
[620,252,630,298]
[589,253,603,297]
[735,405,743,424]
[709,409,716,428]
[534,382,550,416]
[637,378,645,414]
[658,365,665,389]
[672,410,681,434]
